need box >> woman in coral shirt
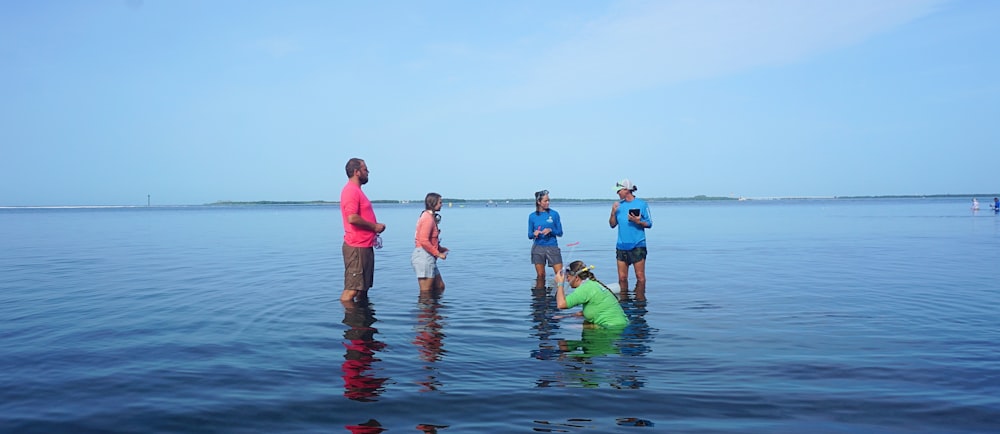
[411,192,449,292]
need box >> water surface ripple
[1,199,998,433]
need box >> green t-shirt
[564,279,629,328]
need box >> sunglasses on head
[562,264,594,277]
[535,190,548,199]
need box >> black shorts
[616,246,647,265]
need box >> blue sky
[2,0,998,206]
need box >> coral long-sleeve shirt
[414,211,442,257]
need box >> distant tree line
[207,194,988,206]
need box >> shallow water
[1,199,998,433]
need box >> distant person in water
[528,189,564,290]
[993,197,999,211]
[972,198,980,210]
[555,261,628,329]
[610,178,652,301]
[411,192,448,293]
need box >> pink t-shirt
[341,182,377,247]
[413,211,441,257]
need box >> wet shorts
[531,245,563,266]
[411,247,440,279]
[616,246,647,265]
[343,243,375,292]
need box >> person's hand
[438,251,448,260]
[611,201,620,213]
[541,228,551,236]
[374,223,386,233]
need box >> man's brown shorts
[343,243,375,292]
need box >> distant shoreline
[204,194,996,206]
[2,194,994,208]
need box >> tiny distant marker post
[147,195,150,207]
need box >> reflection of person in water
[558,326,623,359]
[618,299,653,359]
[341,300,388,402]
[413,292,445,392]
[555,320,651,389]
[416,423,449,433]
[529,284,562,362]
[345,419,385,434]
[552,326,627,389]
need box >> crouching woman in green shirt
[556,261,629,329]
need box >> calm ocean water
[1,198,998,433]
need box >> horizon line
[6,193,998,208]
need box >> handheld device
[629,208,640,217]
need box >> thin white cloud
[502,0,950,107]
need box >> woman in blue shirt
[528,190,564,290]
[609,179,652,301]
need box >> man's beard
[359,175,369,185]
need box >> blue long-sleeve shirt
[528,209,563,246]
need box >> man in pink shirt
[341,158,386,302]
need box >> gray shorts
[411,248,440,279]
[531,245,563,266]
